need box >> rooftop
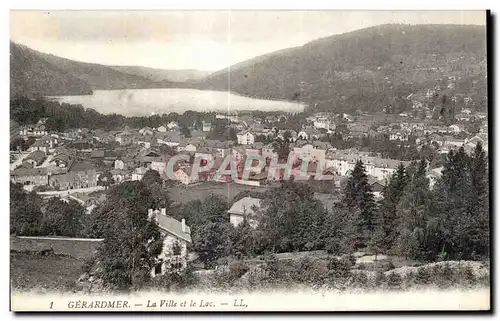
[154,214,192,243]
[228,197,262,216]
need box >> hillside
[109,65,211,82]
[10,42,93,97]
[10,42,181,98]
[196,24,487,112]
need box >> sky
[10,10,486,71]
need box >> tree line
[10,183,85,237]
[11,97,218,133]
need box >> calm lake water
[49,88,305,117]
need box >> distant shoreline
[46,87,306,117]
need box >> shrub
[151,267,198,292]
[373,260,396,272]
[351,271,369,289]
[228,261,249,282]
[415,267,431,286]
[357,262,367,270]
[263,254,280,283]
[374,271,386,288]
[81,256,96,274]
[293,257,328,286]
[459,265,476,287]
[438,262,456,288]
[386,272,402,290]
[327,257,351,280]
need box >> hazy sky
[10,10,486,71]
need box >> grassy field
[168,182,271,204]
[10,236,101,292]
[168,182,340,209]
[11,236,102,260]
[10,252,83,292]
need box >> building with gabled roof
[148,208,192,275]
[25,150,46,167]
[227,197,262,228]
[237,130,255,145]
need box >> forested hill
[10,42,93,97]
[109,66,211,82]
[195,24,487,113]
[10,42,182,98]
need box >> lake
[49,88,305,117]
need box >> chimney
[148,209,154,220]
[181,219,186,233]
[161,208,166,216]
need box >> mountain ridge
[10,42,188,98]
[194,23,487,112]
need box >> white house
[448,124,462,134]
[167,121,179,130]
[115,132,134,146]
[427,167,443,190]
[139,127,154,136]
[292,143,327,162]
[262,143,277,159]
[326,152,405,181]
[227,197,262,228]
[157,125,167,132]
[151,161,167,177]
[313,117,334,131]
[29,136,58,153]
[297,128,322,141]
[148,208,192,276]
[202,122,212,132]
[185,143,198,153]
[177,141,198,153]
[132,167,148,181]
[389,132,409,141]
[174,167,198,185]
[237,130,255,145]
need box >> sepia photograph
[8,9,490,312]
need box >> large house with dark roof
[25,150,46,167]
[148,208,192,276]
[49,161,99,190]
[11,167,49,186]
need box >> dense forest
[196,24,487,114]
[10,42,183,98]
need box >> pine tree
[324,205,358,255]
[272,131,291,161]
[10,183,43,236]
[229,218,254,258]
[190,194,232,268]
[341,160,377,249]
[377,163,408,251]
[427,147,480,260]
[394,159,430,259]
[467,142,489,258]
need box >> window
[172,241,182,256]
[154,262,162,275]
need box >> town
[10,89,488,195]
[9,12,490,311]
